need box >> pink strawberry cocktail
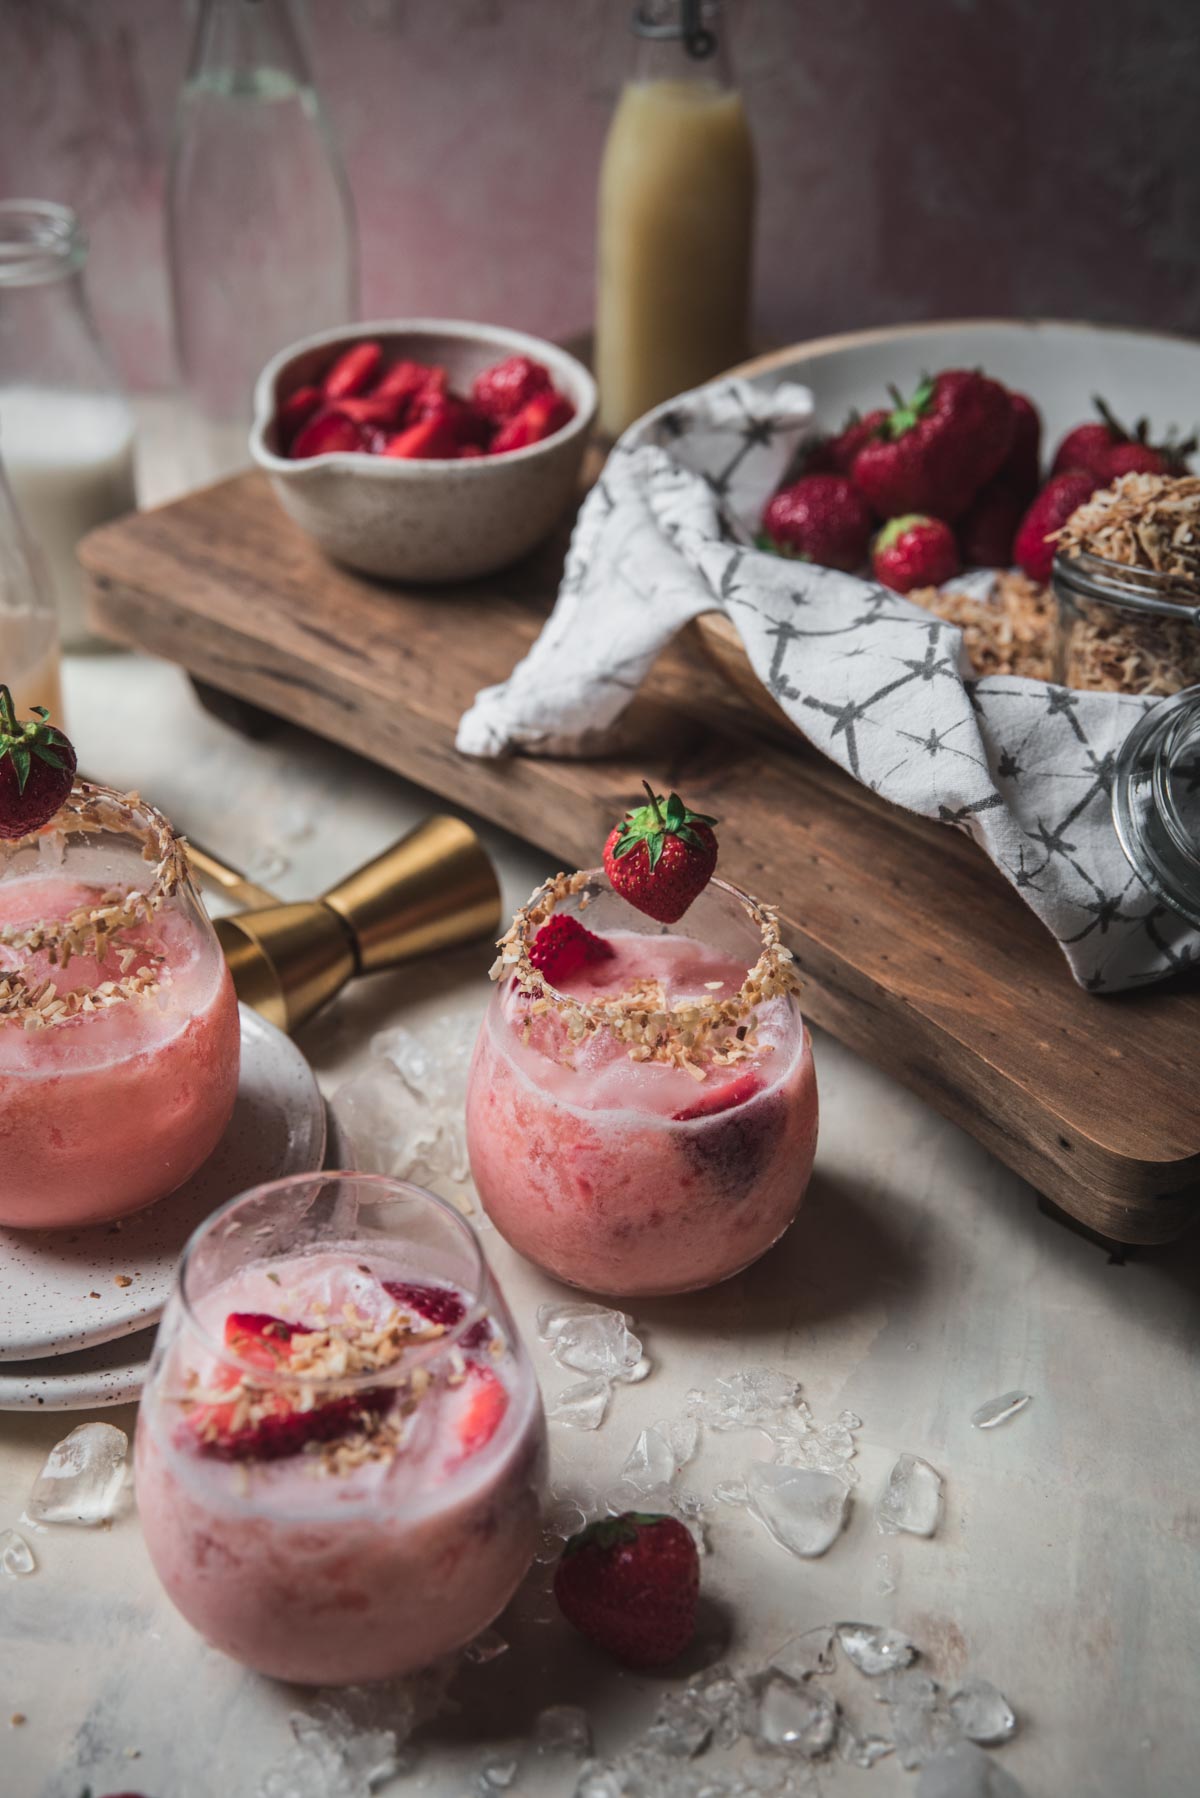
[0,785,240,1229]
[466,872,818,1297]
[136,1175,545,1686]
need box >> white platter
[0,1325,158,1411]
[0,1006,325,1366]
[737,316,1200,460]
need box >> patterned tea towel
[457,377,1200,991]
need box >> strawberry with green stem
[603,783,718,924]
[554,1511,700,1668]
[0,686,76,841]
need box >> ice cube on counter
[746,1463,850,1558]
[877,1453,943,1537]
[26,1422,128,1525]
[971,1391,1031,1430]
[948,1677,1017,1744]
[837,1621,918,1676]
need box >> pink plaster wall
[3,0,1199,393]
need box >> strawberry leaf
[9,746,30,793]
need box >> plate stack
[0,1009,326,1411]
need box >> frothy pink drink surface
[466,929,818,1296]
[135,1251,544,1685]
[0,876,240,1228]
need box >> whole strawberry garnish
[1050,398,1196,481]
[554,1512,700,1669]
[529,914,614,984]
[603,784,718,925]
[957,478,1029,568]
[0,687,76,841]
[852,370,1016,521]
[471,354,553,422]
[1013,471,1100,583]
[872,514,959,593]
[759,474,873,572]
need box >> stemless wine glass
[0,782,241,1228]
[466,870,818,1297]
[135,1173,546,1686]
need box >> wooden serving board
[79,470,1200,1244]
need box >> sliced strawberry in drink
[322,339,384,399]
[224,1310,312,1372]
[276,383,322,447]
[381,1280,466,1329]
[530,914,614,984]
[193,1387,393,1464]
[290,409,367,459]
[673,1070,765,1122]
[455,1363,508,1457]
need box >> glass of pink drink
[466,871,818,1297]
[0,782,240,1229]
[136,1172,546,1686]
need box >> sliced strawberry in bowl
[471,354,553,422]
[491,389,574,454]
[322,339,384,400]
[276,383,323,448]
[529,914,614,984]
[454,1362,509,1458]
[380,409,461,460]
[290,409,368,459]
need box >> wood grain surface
[79,470,1200,1243]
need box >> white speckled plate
[0,1006,325,1365]
[0,1324,158,1411]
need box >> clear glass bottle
[1112,685,1200,929]
[0,201,137,652]
[595,0,756,438]
[0,443,62,723]
[167,0,359,483]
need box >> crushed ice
[26,1422,128,1526]
[332,1014,478,1202]
[877,1453,944,1538]
[971,1392,1031,1430]
[0,1529,35,1577]
[539,1302,651,1431]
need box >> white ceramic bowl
[250,318,597,583]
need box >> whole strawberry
[872,514,959,593]
[828,406,889,475]
[957,479,1029,568]
[995,391,1042,496]
[604,784,718,925]
[759,473,873,572]
[0,687,76,840]
[554,1512,700,1669]
[851,370,1016,521]
[1050,398,1196,482]
[1013,472,1099,583]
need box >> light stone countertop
[1,605,1197,1793]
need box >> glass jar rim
[492,867,798,1068]
[0,200,87,287]
[1052,547,1200,620]
[1112,684,1200,927]
[176,1171,495,1392]
[0,782,194,1031]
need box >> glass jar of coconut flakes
[1053,474,1200,696]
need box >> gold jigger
[205,816,500,1034]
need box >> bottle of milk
[596,0,756,439]
[0,202,137,652]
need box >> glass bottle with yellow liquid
[596,0,756,438]
[0,444,63,725]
